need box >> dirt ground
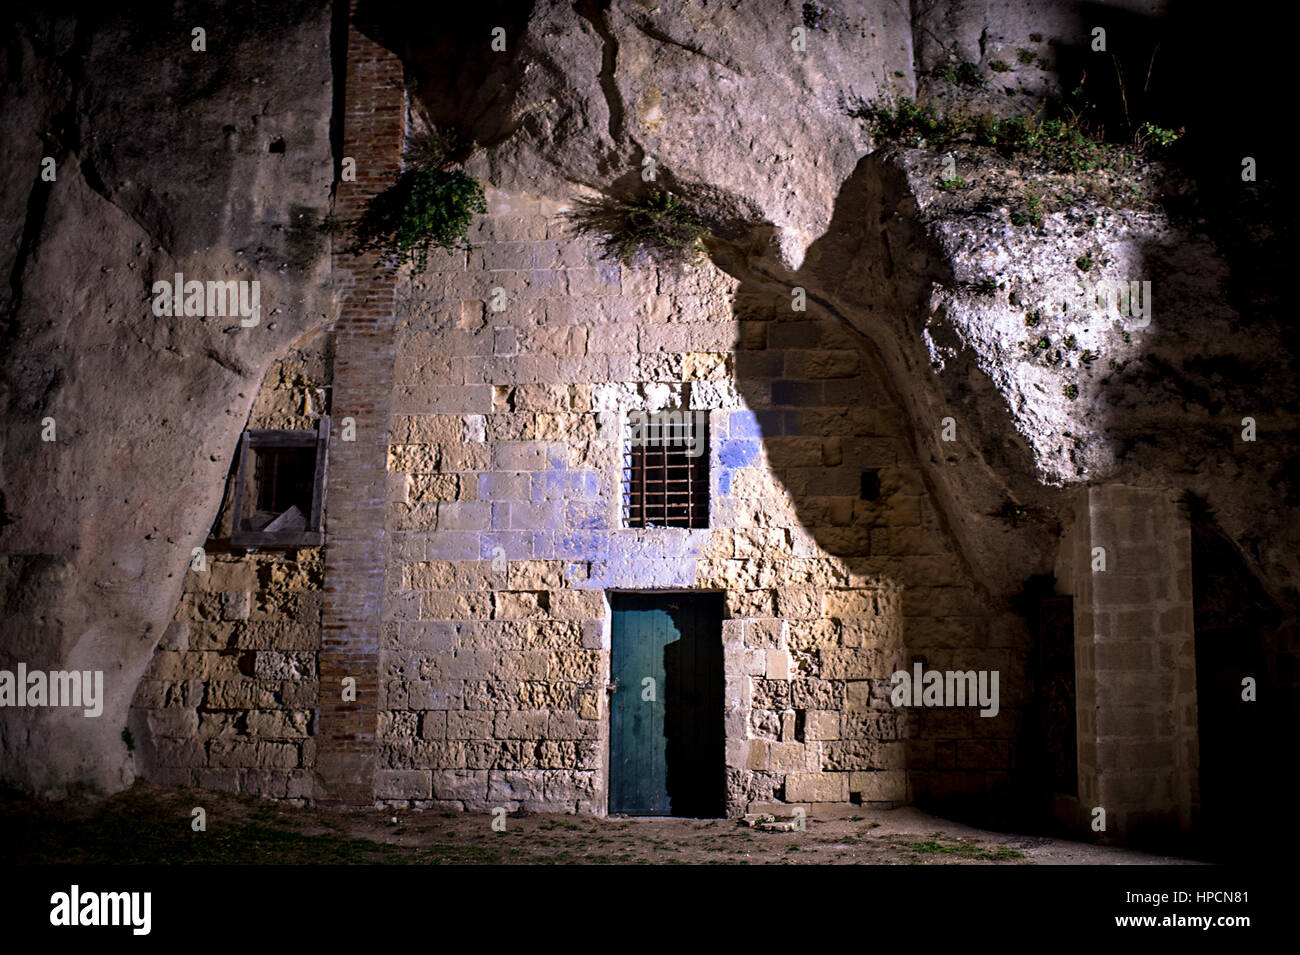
[0,782,1200,865]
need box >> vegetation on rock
[565,187,708,266]
[851,54,1184,174]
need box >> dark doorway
[1037,595,1078,799]
[1186,493,1279,859]
[1000,576,1077,834]
[1195,626,1265,855]
[609,592,725,817]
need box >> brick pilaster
[316,2,405,808]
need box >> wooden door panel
[610,593,725,817]
[610,601,673,814]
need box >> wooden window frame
[230,416,330,549]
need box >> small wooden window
[622,412,709,528]
[230,417,329,549]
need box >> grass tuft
[565,188,709,266]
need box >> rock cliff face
[2,0,1293,799]
[1,1,335,795]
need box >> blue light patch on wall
[719,438,759,468]
[729,410,762,438]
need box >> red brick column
[316,4,404,808]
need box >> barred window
[622,410,709,528]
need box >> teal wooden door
[609,593,724,817]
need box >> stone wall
[1070,485,1197,840]
[372,185,1013,815]
[128,332,332,802]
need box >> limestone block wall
[1072,485,1198,840]
[128,332,332,802]
[133,184,1026,815]
[374,186,1010,815]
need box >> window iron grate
[622,414,709,528]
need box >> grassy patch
[890,833,1025,862]
[565,188,708,266]
[933,61,985,88]
[849,95,1159,174]
[1,787,502,865]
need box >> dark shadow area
[1186,493,1283,862]
[662,593,726,819]
[1053,7,1296,856]
[722,150,1049,830]
[353,0,534,156]
[1005,576,1078,830]
[1066,2,1292,337]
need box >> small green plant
[1080,349,1097,364]
[989,59,1012,72]
[976,277,999,294]
[1063,334,1077,349]
[890,834,1025,861]
[1024,311,1041,327]
[1025,194,1043,226]
[851,96,960,147]
[851,82,1166,174]
[1134,121,1183,150]
[121,727,135,751]
[1013,192,1044,228]
[353,167,486,272]
[1016,48,1037,65]
[934,61,984,88]
[1063,382,1079,400]
[1075,255,1094,271]
[938,176,965,191]
[1034,336,1050,351]
[566,187,708,266]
